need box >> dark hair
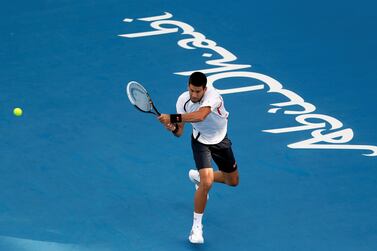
[189,72,207,88]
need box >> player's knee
[199,179,213,192]
[230,179,239,187]
[228,175,239,187]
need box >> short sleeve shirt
[176,87,229,145]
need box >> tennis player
[158,71,239,244]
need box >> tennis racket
[126,81,161,116]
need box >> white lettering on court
[119,12,377,157]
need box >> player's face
[188,84,206,103]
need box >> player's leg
[214,169,239,186]
[189,136,213,244]
[189,167,213,244]
[194,168,214,213]
[213,170,226,183]
[191,135,213,211]
[211,136,239,186]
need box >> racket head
[126,81,160,115]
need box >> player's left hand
[158,114,171,124]
[164,123,176,131]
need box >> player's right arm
[171,92,188,137]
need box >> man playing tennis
[158,71,239,244]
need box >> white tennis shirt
[176,87,229,145]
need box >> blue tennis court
[1,0,376,250]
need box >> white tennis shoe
[189,169,200,189]
[188,169,209,199]
[189,226,204,244]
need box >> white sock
[193,212,203,229]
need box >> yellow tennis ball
[13,108,23,117]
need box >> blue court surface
[1,0,377,250]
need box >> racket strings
[128,82,152,112]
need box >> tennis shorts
[191,134,237,173]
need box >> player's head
[189,72,207,88]
[188,72,207,103]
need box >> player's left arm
[158,106,211,124]
[182,106,211,122]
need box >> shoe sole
[189,237,204,244]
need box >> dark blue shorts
[191,134,237,173]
